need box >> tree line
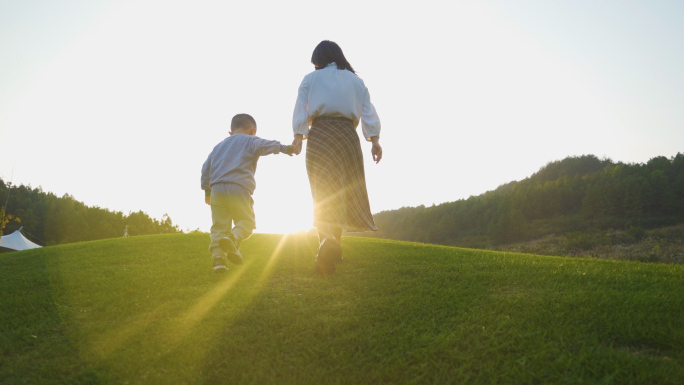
[370,154,684,248]
[0,179,178,246]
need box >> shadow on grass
[0,248,108,384]
[195,236,483,384]
[196,233,337,384]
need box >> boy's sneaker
[212,256,228,273]
[219,236,243,265]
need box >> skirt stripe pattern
[306,116,377,232]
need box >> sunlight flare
[166,267,249,344]
[254,234,291,285]
[89,305,167,359]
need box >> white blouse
[292,63,381,141]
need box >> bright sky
[1,0,683,234]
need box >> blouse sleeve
[360,87,381,141]
[292,76,311,138]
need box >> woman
[291,40,383,275]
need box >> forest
[370,154,684,248]
[0,180,178,247]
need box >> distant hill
[370,154,684,248]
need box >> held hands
[288,134,382,163]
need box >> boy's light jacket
[201,134,282,195]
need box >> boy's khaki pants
[209,183,255,257]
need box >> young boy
[201,113,292,273]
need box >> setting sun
[243,151,314,235]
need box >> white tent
[0,227,42,251]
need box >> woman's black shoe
[318,237,342,264]
[315,238,341,275]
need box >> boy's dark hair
[311,40,355,74]
[231,113,257,132]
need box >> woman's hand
[291,134,304,155]
[370,136,382,164]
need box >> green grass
[1,233,683,384]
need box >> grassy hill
[1,233,683,384]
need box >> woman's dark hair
[311,40,355,74]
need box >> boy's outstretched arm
[253,138,293,157]
[280,144,294,156]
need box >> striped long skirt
[306,116,377,233]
